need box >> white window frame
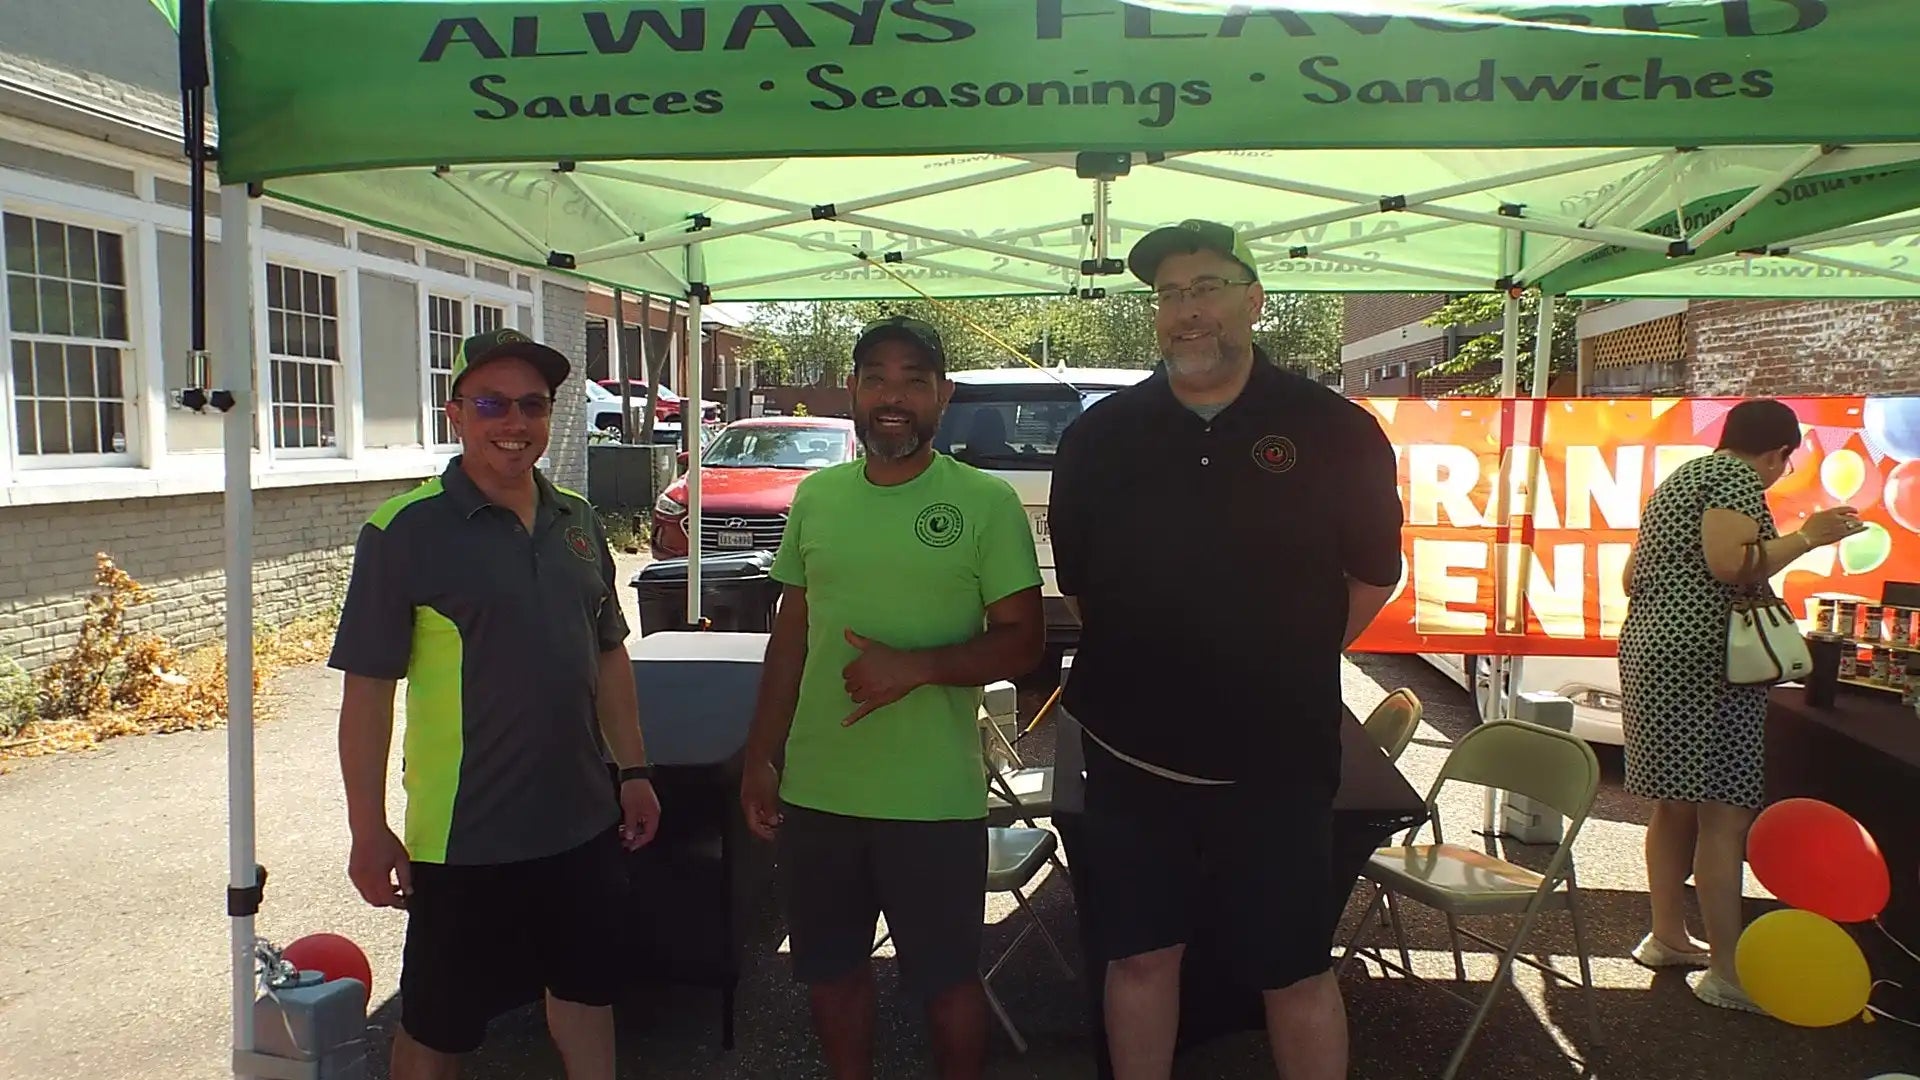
[0,198,145,472]
[417,287,526,453]
[260,256,349,460]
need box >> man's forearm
[914,620,1044,689]
[1342,580,1394,650]
[338,676,398,833]
[596,648,648,768]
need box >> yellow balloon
[1822,448,1867,501]
[1735,909,1872,1027]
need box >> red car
[596,379,725,424]
[651,416,859,559]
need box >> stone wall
[1685,300,1920,396]
[0,481,415,673]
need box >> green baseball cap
[853,315,948,376]
[450,327,570,394]
[1128,219,1260,286]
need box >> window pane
[34,219,65,276]
[6,273,36,332]
[70,398,99,452]
[71,285,102,339]
[15,399,36,454]
[290,313,308,357]
[96,349,122,398]
[96,232,124,285]
[37,401,68,454]
[299,362,317,403]
[266,265,283,307]
[301,316,320,358]
[268,312,286,355]
[320,317,338,360]
[101,286,128,341]
[100,402,125,452]
[35,342,64,397]
[319,366,335,405]
[3,214,31,273]
[319,406,336,446]
[67,227,98,282]
[319,278,337,316]
[67,345,96,397]
[12,341,33,394]
[301,271,320,313]
[38,278,70,335]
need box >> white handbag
[1725,541,1813,685]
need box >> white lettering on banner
[1415,538,1486,635]
[1409,538,1633,642]
[1564,444,1643,529]
[1400,442,1715,530]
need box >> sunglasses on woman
[456,393,553,419]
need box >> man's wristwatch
[618,765,654,783]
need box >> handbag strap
[1732,538,1777,600]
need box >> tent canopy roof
[200,0,1920,299]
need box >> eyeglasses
[1151,277,1254,307]
[457,393,553,419]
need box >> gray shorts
[776,802,987,999]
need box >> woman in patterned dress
[1618,399,1861,1012]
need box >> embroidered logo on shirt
[1252,434,1297,474]
[915,503,964,548]
[564,525,597,562]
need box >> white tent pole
[1531,293,1557,398]
[1687,145,1829,250]
[1785,251,1920,286]
[220,181,259,1078]
[685,247,705,626]
[433,170,551,258]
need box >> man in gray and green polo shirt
[329,327,659,1080]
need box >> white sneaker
[1688,969,1767,1014]
[1632,933,1710,968]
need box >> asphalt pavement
[2,599,1916,1078]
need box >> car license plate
[717,530,753,549]
[1029,509,1050,542]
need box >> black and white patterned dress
[1618,452,1777,809]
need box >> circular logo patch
[914,503,965,548]
[564,524,598,562]
[1252,434,1297,474]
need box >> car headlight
[654,491,686,516]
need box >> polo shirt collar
[442,457,573,521]
[1145,346,1288,422]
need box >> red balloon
[281,933,373,999]
[1747,798,1890,923]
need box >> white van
[935,366,1150,646]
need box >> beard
[855,408,935,462]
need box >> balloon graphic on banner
[1884,460,1920,533]
[1864,398,1920,461]
[1840,523,1893,576]
[1748,799,1890,923]
[1822,449,1868,501]
[1735,909,1872,1027]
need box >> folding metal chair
[1362,686,1424,763]
[1338,719,1603,1080]
[982,826,1072,1052]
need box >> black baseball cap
[1128,218,1260,286]
[853,315,947,375]
[450,327,570,394]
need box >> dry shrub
[1,553,326,763]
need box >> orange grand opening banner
[1348,396,1920,658]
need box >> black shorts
[777,802,987,1000]
[1077,738,1336,992]
[399,825,625,1054]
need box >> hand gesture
[348,824,412,909]
[841,629,929,727]
[619,778,661,851]
[1800,505,1863,548]
[741,758,783,842]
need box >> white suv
[935,366,1150,646]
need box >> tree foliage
[735,292,1343,386]
[1418,290,1580,396]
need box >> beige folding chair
[1338,719,1603,1080]
[1362,687,1424,763]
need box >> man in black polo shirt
[1049,220,1403,1080]
[329,328,661,1080]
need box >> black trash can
[630,550,782,635]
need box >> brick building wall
[1343,338,1444,396]
[0,481,414,672]
[1685,300,1920,396]
[1344,293,1448,341]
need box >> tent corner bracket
[226,863,268,917]
[547,251,577,270]
[1379,195,1407,212]
[811,204,837,221]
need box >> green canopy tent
[171,1,1920,1074]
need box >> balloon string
[1867,980,1920,1029]
[1874,917,1920,965]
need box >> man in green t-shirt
[741,315,1045,1080]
